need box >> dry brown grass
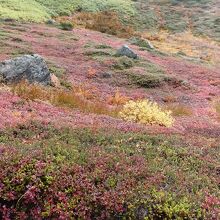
[12,81,119,117]
[73,83,101,100]
[165,104,193,117]
[142,30,219,65]
[57,11,136,38]
[11,81,51,101]
[107,90,130,106]
[162,95,177,103]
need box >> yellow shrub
[119,100,174,127]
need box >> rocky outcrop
[116,45,138,59]
[0,54,52,85]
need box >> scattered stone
[146,40,154,50]
[3,18,16,22]
[50,74,61,87]
[0,54,52,85]
[101,72,113,78]
[116,45,138,59]
[46,19,56,25]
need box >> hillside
[0,0,135,21]
[0,1,220,219]
[133,0,220,40]
[0,0,219,40]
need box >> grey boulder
[116,45,138,59]
[0,54,52,85]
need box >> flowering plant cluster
[120,100,175,127]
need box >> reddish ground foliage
[0,22,219,139]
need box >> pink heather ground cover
[0,22,220,220]
[0,22,219,138]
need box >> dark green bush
[60,21,74,31]
[113,56,135,70]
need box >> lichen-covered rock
[116,45,138,59]
[0,54,52,85]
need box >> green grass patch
[0,0,135,22]
[0,0,50,22]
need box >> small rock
[50,74,61,87]
[46,19,56,25]
[3,18,15,22]
[116,45,138,59]
[0,54,52,85]
[101,72,113,78]
[146,40,154,50]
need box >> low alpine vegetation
[58,11,136,38]
[0,122,219,219]
[60,21,74,31]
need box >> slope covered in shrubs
[133,0,219,40]
[0,0,219,41]
[0,0,135,22]
[0,122,219,219]
[0,12,219,220]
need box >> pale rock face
[50,73,61,87]
[0,54,52,85]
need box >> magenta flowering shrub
[0,145,149,219]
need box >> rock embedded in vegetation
[0,54,52,85]
[50,74,61,87]
[46,19,56,25]
[3,18,16,22]
[101,72,113,78]
[146,40,154,50]
[116,45,138,59]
